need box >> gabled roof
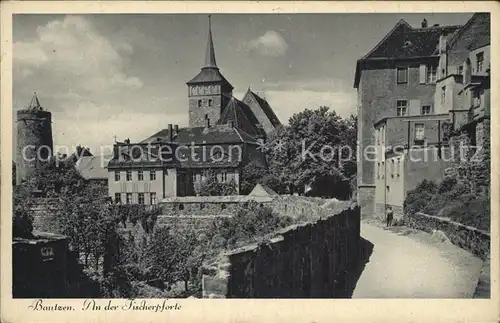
[354,19,462,87]
[216,97,263,137]
[448,13,490,51]
[249,183,277,196]
[362,18,461,59]
[75,156,108,180]
[243,89,282,128]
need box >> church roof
[186,68,233,88]
[244,89,282,128]
[186,16,233,89]
[204,15,217,69]
[217,97,264,137]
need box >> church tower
[187,16,233,127]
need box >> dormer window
[403,40,412,47]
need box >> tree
[12,184,35,238]
[265,107,357,198]
[196,170,237,196]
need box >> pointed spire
[28,92,42,110]
[203,15,218,69]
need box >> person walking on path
[386,206,394,227]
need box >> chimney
[421,18,428,28]
[168,124,173,141]
[174,124,179,134]
[205,117,210,128]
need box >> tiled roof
[217,97,263,137]
[141,124,258,145]
[449,13,490,51]
[186,68,233,89]
[354,19,462,87]
[363,20,461,59]
[75,156,108,180]
[246,90,282,128]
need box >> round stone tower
[16,93,53,185]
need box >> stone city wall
[201,205,360,298]
[406,212,490,259]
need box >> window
[396,100,408,116]
[377,162,380,179]
[381,162,385,178]
[397,158,401,177]
[426,65,437,83]
[138,193,144,205]
[114,171,120,181]
[476,52,484,72]
[441,86,446,105]
[178,203,184,210]
[220,170,228,182]
[126,193,132,204]
[126,170,132,181]
[208,99,213,107]
[198,100,202,108]
[150,193,157,205]
[114,193,121,204]
[421,105,431,115]
[397,67,408,84]
[391,159,395,177]
[414,123,425,141]
[458,65,463,75]
[150,170,156,181]
[138,170,144,181]
[473,90,481,108]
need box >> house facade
[355,13,490,219]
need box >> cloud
[14,15,143,94]
[242,31,288,57]
[13,15,148,154]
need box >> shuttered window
[397,67,408,84]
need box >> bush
[447,196,490,231]
[209,201,293,249]
[404,177,490,231]
[438,177,457,194]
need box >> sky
[13,13,474,155]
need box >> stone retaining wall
[201,206,360,298]
[406,212,490,259]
